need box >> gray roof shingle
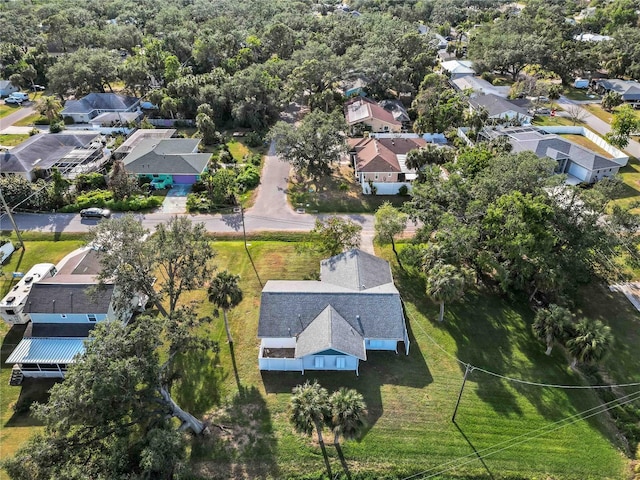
[258,283,405,339]
[321,249,394,291]
[295,305,366,359]
[469,94,530,118]
[0,132,100,174]
[61,93,139,114]
[123,138,209,175]
[26,283,114,314]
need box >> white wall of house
[29,313,108,324]
[587,166,620,183]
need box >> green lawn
[563,88,600,102]
[532,115,576,127]
[2,239,637,479]
[180,242,635,479]
[584,104,640,126]
[13,113,46,127]
[0,104,21,119]
[612,156,640,214]
[289,165,407,213]
[0,134,29,147]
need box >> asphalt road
[0,103,36,133]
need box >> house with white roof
[451,76,511,98]
[258,249,409,375]
[440,60,475,80]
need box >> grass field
[532,115,576,127]
[584,104,640,125]
[0,134,29,147]
[288,165,406,213]
[0,104,21,120]
[611,156,640,214]
[560,133,614,158]
[13,113,46,127]
[1,239,637,480]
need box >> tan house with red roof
[348,135,426,194]
[345,97,402,135]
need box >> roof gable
[62,93,140,114]
[295,305,366,359]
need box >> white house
[258,249,409,375]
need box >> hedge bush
[60,189,162,212]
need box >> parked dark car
[80,208,111,219]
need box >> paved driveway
[0,104,36,133]
[159,185,191,214]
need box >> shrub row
[59,189,162,212]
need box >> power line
[403,389,640,480]
[403,301,640,390]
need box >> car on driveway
[150,178,173,190]
[9,92,29,102]
[4,96,22,105]
[80,208,111,219]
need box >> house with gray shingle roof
[123,138,210,185]
[0,132,103,181]
[4,247,143,383]
[468,94,533,125]
[479,126,627,184]
[593,79,640,107]
[61,93,141,123]
[258,249,409,375]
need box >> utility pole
[452,363,473,423]
[240,203,248,251]
[0,187,24,250]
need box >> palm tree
[37,95,62,123]
[566,318,613,369]
[425,263,466,322]
[329,387,366,447]
[207,271,243,343]
[532,304,572,355]
[290,381,332,478]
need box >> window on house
[388,172,392,177]
[5,309,14,315]
[60,314,67,319]
[336,357,346,369]
[314,356,324,368]
[374,173,379,180]
[87,314,97,322]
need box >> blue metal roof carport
[6,337,87,364]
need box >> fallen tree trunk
[159,386,205,435]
